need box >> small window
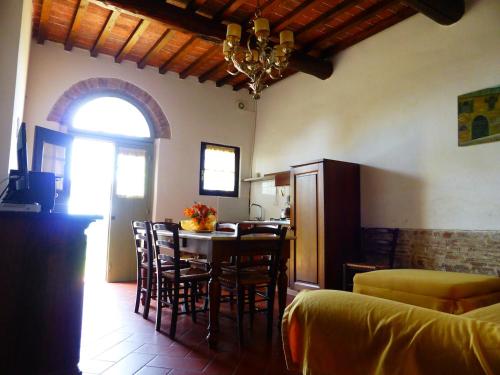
[199,142,240,197]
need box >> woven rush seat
[142,259,190,270]
[353,269,500,314]
[162,266,210,282]
[219,270,271,286]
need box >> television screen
[16,122,29,189]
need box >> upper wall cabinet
[290,159,360,291]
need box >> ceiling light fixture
[223,2,294,99]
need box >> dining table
[177,229,293,348]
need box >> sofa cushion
[353,269,500,314]
[463,303,500,325]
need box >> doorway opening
[69,96,152,283]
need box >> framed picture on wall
[458,85,500,146]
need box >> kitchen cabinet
[289,159,360,291]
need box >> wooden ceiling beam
[93,0,333,80]
[216,73,236,87]
[213,0,246,21]
[186,0,209,13]
[272,0,318,33]
[233,79,249,91]
[198,60,226,83]
[138,29,176,69]
[260,0,283,17]
[304,0,399,53]
[159,36,196,74]
[294,0,365,39]
[322,7,417,58]
[404,0,464,25]
[37,0,53,44]
[90,10,120,57]
[65,0,90,51]
[179,45,220,79]
[115,19,150,63]
[93,0,224,42]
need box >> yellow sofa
[282,290,500,375]
[353,269,500,314]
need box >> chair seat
[345,262,390,271]
[189,258,211,271]
[142,260,189,271]
[219,271,271,287]
[221,264,268,273]
[162,266,210,282]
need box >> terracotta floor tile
[78,358,115,374]
[96,340,144,362]
[80,282,295,375]
[168,370,204,375]
[101,353,156,375]
[135,366,172,375]
[147,355,209,371]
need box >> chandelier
[222,5,294,99]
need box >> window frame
[199,141,240,198]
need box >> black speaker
[3,171,56,212]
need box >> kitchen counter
[239,219,291,226]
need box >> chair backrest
[216,222,238,232]
[131,220,153,270]
[361,227,399,268]
[235,224,288,281]
[151,222,181,280]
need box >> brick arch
[47,78,171,139]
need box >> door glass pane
[115,148,146,198]
[41,143,66,192]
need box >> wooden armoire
[289,159,360,291]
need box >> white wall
[0,0,32,176]
[253,0,500,230]
[23,41,256,222]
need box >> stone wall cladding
[47,77,171,139]
[392,229,500,276]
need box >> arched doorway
[471,115,489,140]
[68,95,153,283]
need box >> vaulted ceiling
[31,0,463,94]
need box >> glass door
[68,137,115,282]
[106,142,153,282]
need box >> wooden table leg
[277,257,288,326]
[207,261,221,348]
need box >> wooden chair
[342,227,399,291]
[219,224,287,345]
[132,220,192,319]
[188,222,238,271]
[131,220,156,319]
[151,222,210,338]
